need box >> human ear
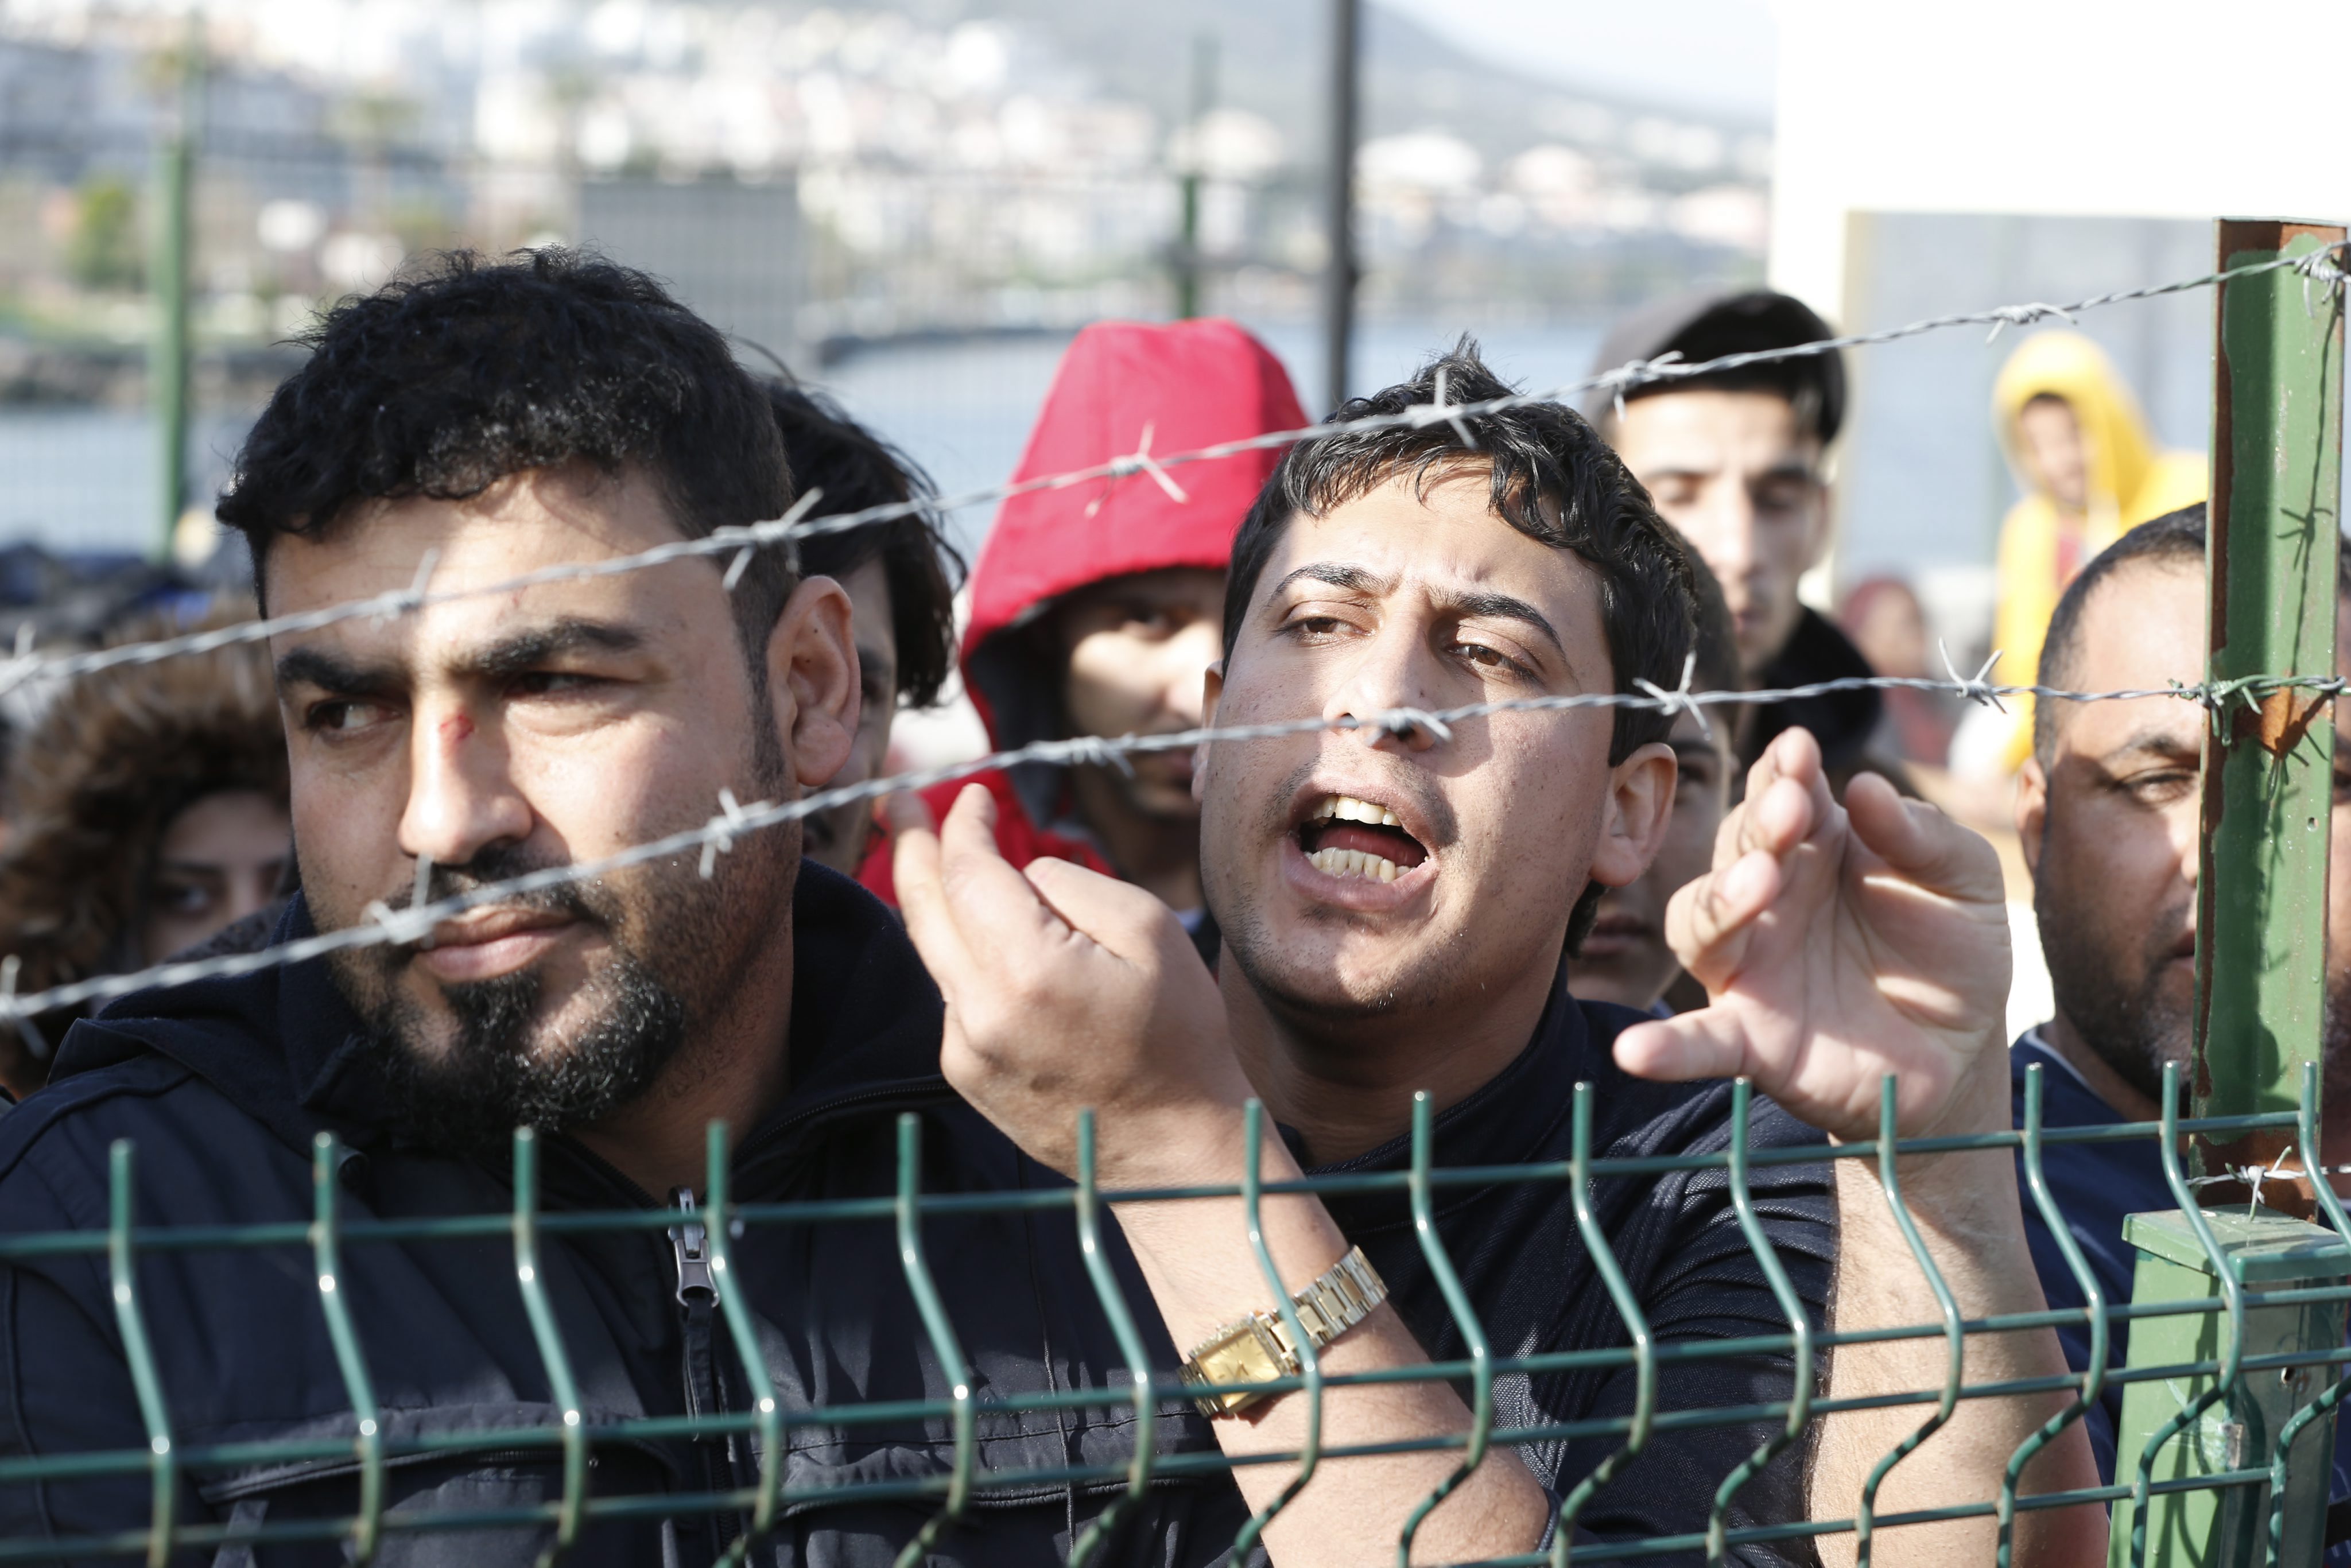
[2015,753,2049,877]
[1193,662,1224,804]
[766,575,859,792]
[1588,739,1678,888]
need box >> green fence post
[2191,216,2346,1158]
[2115,216,2348,1567]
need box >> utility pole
[1174,34,1217,320]
[1318,0,1359,413]
[152,9,201,562]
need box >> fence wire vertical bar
[2192,216,2346,1158]
[106,1140,176,1568]
[1396,1090,1493,1565]
[1067,1109,1157,1568]
[311,1133,385,1563]
[1854,1076,1962,1568]
[2129,1065,2251,1568]
[2266,1062,2351,1564]
[1230,1099,1323,1562]
[1552,1083,1654,1566]
[2001,1064,2106,1564]
[511,1128,589,1567]
[705,1122,786,1567]
[1704,1080,1811,1565]
[891,1111,975,1568]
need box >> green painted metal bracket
[2268,1062,2351,1563]
[891,1112,976,1568]
[1396,1090,1495,1565]
[510,1128,589,1567]
[1704,1080,1813,1565]
[1552,1083,1655,1565]
[311,1134,386,1563]
[705,1122,787,1567]
[1229,1098,1324,1562]
[1857,1076,1964,1568]
[2004,1064,2110,1566]
[106,1140,177,1568]
[1066,1109,1158,1568]
[2192,218,2346,1152]
[2112,1068,2349,1568]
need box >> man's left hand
[1614,727,2013,1142]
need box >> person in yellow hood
[1985,332,2205,768]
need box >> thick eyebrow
[457,618,646,681]
[276,645,396,696]
[1267,562,1396,601]
[1642,456,1822,486]
[1440,588,1566,658]
[274,617,647,694]
[2095,724,2203,767]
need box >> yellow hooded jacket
[1988,332,2205,766]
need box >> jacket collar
[1745,606,1883,773]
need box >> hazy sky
[1372,0,1779,122]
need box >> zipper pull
[666,1186,716,1307]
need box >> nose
[397,697,533,875]
[1322,618,1442,755]
[1161,620,1224,727]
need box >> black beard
[2035,876,2193,1108]
[359,945,688,1157]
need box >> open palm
[1614,727,2014,1143]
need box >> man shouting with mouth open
[894,347,2102,1566]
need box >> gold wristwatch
[1177,1246,1388,1418]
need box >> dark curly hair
[1222,341,1701,950]
[216,248,797,658]
[761,379,963,709]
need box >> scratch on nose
[441,713,474,744]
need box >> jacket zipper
[670,1185,743,1557]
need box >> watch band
[1177,1245,1388,1418]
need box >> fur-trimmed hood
[0,601,286,1078]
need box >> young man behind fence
[2009,504,2351,1544]
[893,346,2104,1565]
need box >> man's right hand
[888,783,1258,1188]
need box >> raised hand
[1612,726,2014,1143]
[887,783,1256,1185]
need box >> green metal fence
[0,218,2344,1567]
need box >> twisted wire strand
[3,668,2338,1027]
[1,240,2342,703]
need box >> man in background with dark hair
[1574,552,1741,1014]
[1589,292,1889,785]
[0,251,1261,1564]
[762,379,963,876]
[895,346,2101,1565]
[2009,503,2351,1521]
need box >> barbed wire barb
[1937,640,2007,712]
[1634,651,1711,744]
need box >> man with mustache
[0,251,1269,1563]
[2009,504,2351,1518]
[895,347,2102,1564]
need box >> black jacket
[0,864,1245,1566]
[1744,607,1883,779]
[1328,975,1834,1566]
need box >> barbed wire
[5,665,2342,1033]
[1,239,2342,704]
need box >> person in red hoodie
[860,317,1309,929]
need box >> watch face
[1193,1318,1285,1388]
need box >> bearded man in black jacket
[0,251,1261,1565]
[891,347,2105,1566]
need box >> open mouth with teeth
[1297,793,1430,883]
